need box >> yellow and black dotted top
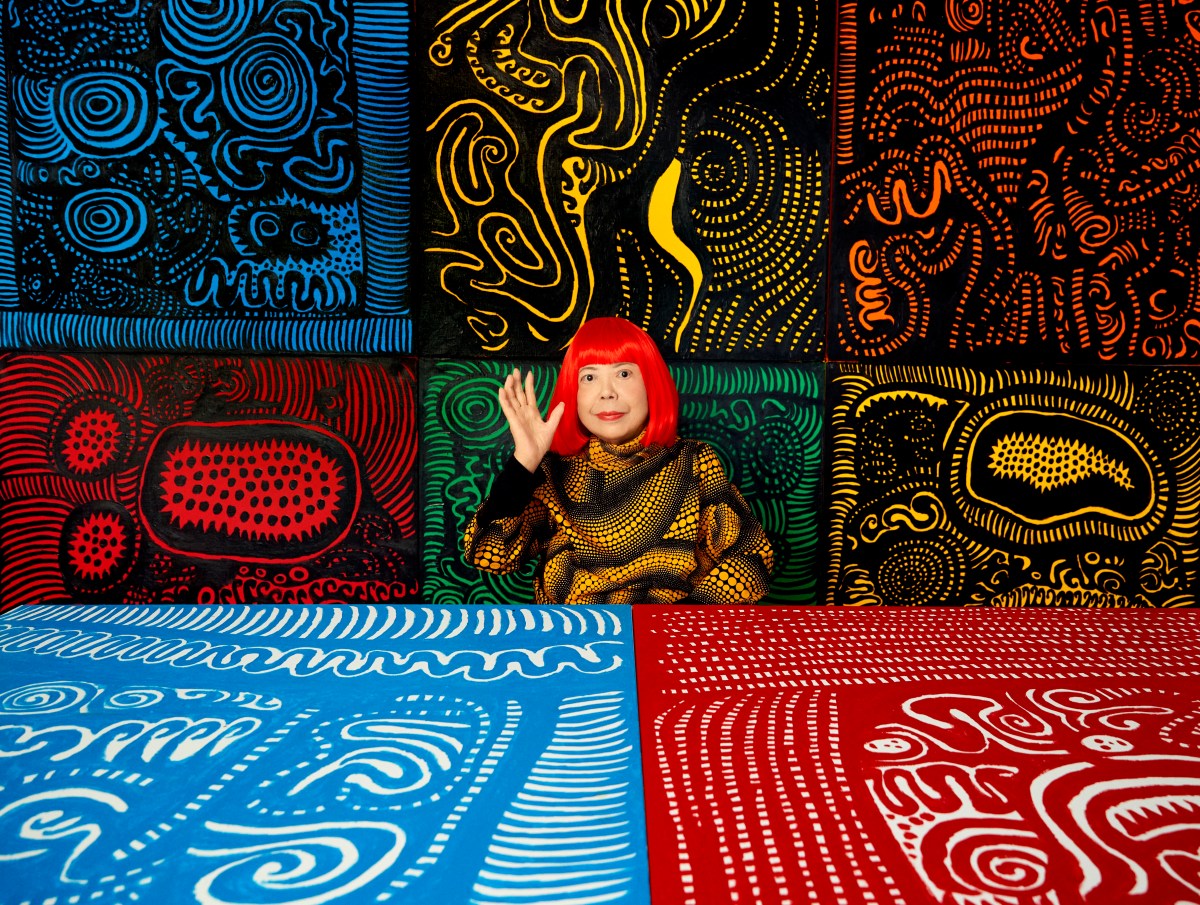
[464,434,775,604]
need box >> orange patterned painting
[831,0,1200,362]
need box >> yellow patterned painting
[417,0,832,358]
[828,364,1200,607]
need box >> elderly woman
[464,317,774,604]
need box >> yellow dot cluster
[987,432,1133,492]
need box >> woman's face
[576,362,649,444]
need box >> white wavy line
[515,802,626,813]
[0,626,623,681]
[472,883,628,897]
[499,817,631,829]
[473,878,628,896]
[485,855,638,869]
[5,606,629,642]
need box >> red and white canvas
[633,608,1200,905]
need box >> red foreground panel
[633,607,1200,905]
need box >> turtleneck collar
[584,429,658,472]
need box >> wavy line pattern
[472,692,641,905]
[10,604,624,640]
[355,1,412,318]
[0,36,15,311]
[0,622,624,682]
[0,313,410,353]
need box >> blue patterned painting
[0,604,649,904]
[0,0,410,353]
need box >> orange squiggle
[867,160,952,226]
[850,240,894,330]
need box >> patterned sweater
[464,435,774,604]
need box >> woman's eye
[580,374,593,382]
[618,369,631,378]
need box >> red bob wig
[548,318,679,456]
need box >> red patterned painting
[0,353,418,610]
[634,607,1200,904]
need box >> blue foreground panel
[0,605,649,905]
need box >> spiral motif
[161,0,257,60]
[946,0,985,31]
[436,111,512,206]
[221,36,317,138]
[943,830,1049,895]
[0,681,95,714]
[691,139,750,209]
[1135,369,1200,449]
[689,106,768,227]
[875,534,966,606]
[192,822,405,905]
[63,189,150,255]
[745,419,807,495]
[440,375,515,443]
[1119,101,1169,145]
[105,689,167,709]
[55,69,158,157]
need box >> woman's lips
[594,411,625,421]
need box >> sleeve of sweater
[463,455,551,574]
[687,443,776,604]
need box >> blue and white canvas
[0,0,410,353]
[0,605,649,905]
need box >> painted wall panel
[827,364,1200,606]
[421,360,824,605]
[0,0,411,352]
[830,0,1200,363]
[0,354,418,611]
[416,0,832,359]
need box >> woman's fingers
[497,369,559,472]
[545,401,566,434]
[523,370,539,413]
[498,368,553,430]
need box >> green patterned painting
[421,361,824,605]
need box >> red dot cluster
[158,439,345,541]
[61,407,122,476]
[66,511,128,581]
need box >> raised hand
[498,368,566,472]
